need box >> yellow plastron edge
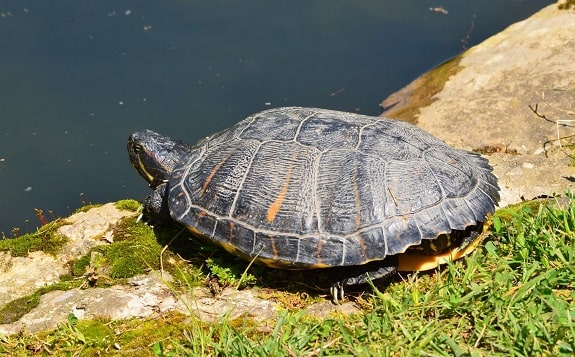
[397,225,488,272]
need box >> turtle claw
[328,260,398,303]
[330,281,346,304]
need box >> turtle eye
[133,144,144,154]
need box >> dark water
[0,0,554,235]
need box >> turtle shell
[167,107,499,268]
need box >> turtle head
[128,130,190,188]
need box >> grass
[2,193,575,356]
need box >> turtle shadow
[150,222,399,302]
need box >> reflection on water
[0,0,555,235]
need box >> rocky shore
[381,2,575,206]
[1,1,574,336]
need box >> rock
[0,202,362,336]
[188,287,278,323]
[57,203,135,259]
[0,251,67,306]
[304,300,361,318]
[0,271,184,335]
[381,3,575,206]
[0,203,137,309]
[0,203,139,335]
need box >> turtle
[128,107,499,302]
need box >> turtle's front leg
[142,182,171,224]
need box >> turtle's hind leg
[329,257,398,303]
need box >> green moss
[71,253,92,277]
[0,292,42,324]
[0,232,41,257]
[491,195,569,231]
[0,200,139,258]
[31,314,118,354]
[4,194,575,355]
[558,0,575,10]
[109,256,147,279]
[30,312,196,356]
[74,203,102,214]
[106,220,163,278]
[117,313,194,352]
[115,199,141,212]
[0,220,67,257]
[0,209,198,326]
[0,280,80,324]
[67,215,203,288]
[66,218,161,283]
[0,202,202,331]
[384,55,463,124]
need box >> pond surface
[0,0,554,235]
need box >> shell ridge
[170,153,202,221]
[292,109,318,143]
[227,141,264,218]
[235,112,259,139]
[152,107,501,269]
[312,149,325,235]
